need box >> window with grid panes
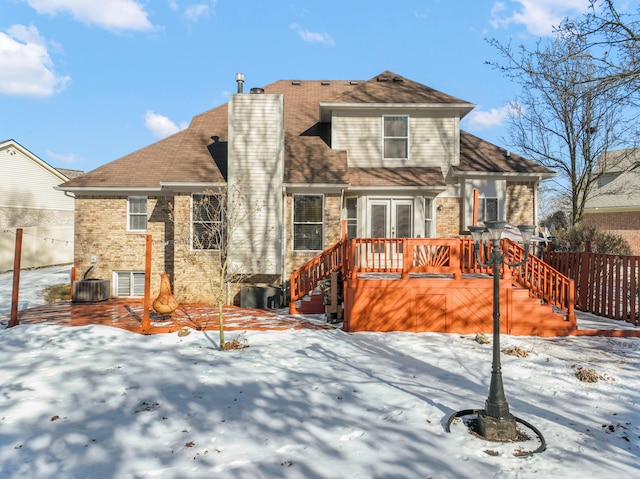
[127,197,147,231]
[383,116,409,159]
[293,195,323,251]
[114,271,145,297]
[192,194,224,250]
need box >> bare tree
[189,179,265,350]
[558,0,640,99]
[488,34,637,225]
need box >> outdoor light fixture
[447,221,546,454]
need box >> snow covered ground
[1,266,639,478]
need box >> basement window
[114,271,145,297]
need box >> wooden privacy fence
[543,251,639,325]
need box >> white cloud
[46,149,80,164]
[290,23,335,46]
[184,4,210,22]
[0,24,70,97]
[26,0,154,33]
[144,111,188,138]
[490,0,590,36]
[464,104,514,130]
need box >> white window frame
[113,271,145,297]
[127,196,148,232]
[479,197,499,224]
[382,115,409,160]
[424,198,434,238]
[292,194,324,252]
[345,197,358,239]
[191,193,224,251]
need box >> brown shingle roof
[336,71,471,105]
[60,71,550,191]
[457,131,553,175]
[348,167,445,187]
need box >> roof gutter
[319,102,476,122]
[452,170,556,180]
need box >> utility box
[73,279,110,302]
[237,286,282,309]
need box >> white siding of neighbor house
[0,141,74,271]
[0,143,72,210]
[331,110,459,168]
[228,93,284,275]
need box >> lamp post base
[477,411,518,441]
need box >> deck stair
[294,288,325,314]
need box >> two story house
[58,71,554,305]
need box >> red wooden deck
[9,299,334,334]
[291,237,580,337]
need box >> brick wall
[583,211,640,255]
[505,181,535,225]
[435,197,462,237]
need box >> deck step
[297,289,325,314]
[509,287,575,336]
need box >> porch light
[517,224,535,245]
[485,220,507,241]
[468,225,486,243]
[447,220,545,453]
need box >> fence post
[578,247,590,311]
[9,228,23,328]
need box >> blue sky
[0,0,608,173]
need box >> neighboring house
[0,139,81,271]
[583,148,640,254]
[58,71,554,303]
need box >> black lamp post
[452,220,536,441]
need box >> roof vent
[250,87,265,94]
[377,75,390,82]
[291,81,301,85]
[349,81,359,85]
[321,81,330,85]
[392,76,403,82]
[235,73,245,94]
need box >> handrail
[502,239,575,322]
[289,239,347,312]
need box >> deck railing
[289,237,575,321]
[502,239,575,321]
[289,239,347,312]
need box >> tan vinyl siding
[332,110,457,168]
[228,93,284,275]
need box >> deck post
[142,234,152,331]
[9,228,23,328]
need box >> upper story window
[383,115,409,160]
[127,196,147,231]
[479,197,499,223]
[293,194,324,251]
[192,194,224,250]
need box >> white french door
[368,199,413,269]
[370,199,413,238]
